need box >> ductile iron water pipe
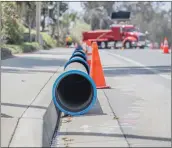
[52,51,96,116]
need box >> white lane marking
[103,51,171,80]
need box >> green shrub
[4,20,25,44]
[2,44,23,54]
[2,1,25,44]
[41,32,56,49]
[21,42,41,53]
[23,28,56,49]
[2,42,41,54]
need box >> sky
[69,1,171,12]
[69,2,83,12]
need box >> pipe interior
[56,73,93,112]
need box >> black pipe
[75,45,83,51]
[64,57,90,74]
[70,52,87,61]
[52,58,97,116]
[73,50,86,56]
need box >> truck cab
[121,25,146,48]
[110,11,146,49]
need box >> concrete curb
[8,68,64,147]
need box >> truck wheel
[124,41,131,49]
[100,42,106,49]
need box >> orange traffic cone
[86,40,92,67]
[163,37,169,54]
[90,42,110,89]
[160,42,163,50]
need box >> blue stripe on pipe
[75,45,83,51]
[72,50,86,56]
[72,51,87,58]
[64,57,90,74]
[70,53,87,61]
[52,70,97,116]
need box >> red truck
[82,11,146,49]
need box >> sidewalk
[1,48,73,147]
[51,90,129,147]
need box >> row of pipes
[52,46,97,116]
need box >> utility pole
[36,2,41,44]
[0,1,2,46]
[170,2,172,48]
[57,2,60,45]
[171,2,172,27]
[0,0,2,61]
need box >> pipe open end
[53,70,97,115]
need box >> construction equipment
[82,11,146,49]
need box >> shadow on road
[1,113,13,118]
[1,68,58,74]
[75,99,107,117]
[1,102,48,110]
[36,51,72,56]
[2,56,68,70]
[58,131,171,142]
[104,65,171,77]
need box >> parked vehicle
[82,11,146,49]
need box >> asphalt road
[100,48,171,147]
[1,48,171,147]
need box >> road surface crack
[20,68,60,118]
[8,67,60,146]
[8,118,20,147]
[103,90,131,148]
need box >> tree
[81,2,115,30]
[58,11,78,44]
[117,2,171,45]
[1,2,24,44]
[41,2,49,31]
[46,2,68,38]
[15,2,36,42]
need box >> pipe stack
[52,45,97,116]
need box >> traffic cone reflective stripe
[86,45,92,66]
[86,40,92,67]
[90,42,110,89]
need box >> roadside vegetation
[1,2,171,59]
[1,1,90,59]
